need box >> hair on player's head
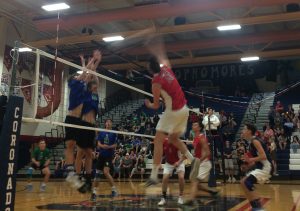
[245,123,257,135]
[148,57,161,74]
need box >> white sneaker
[227,177,232,183]
[66,172,84,189]
[231,177,236,183]
[177,197,184,205]
[158,198,166,206]
[40,184,46,192]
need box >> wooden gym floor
[15,180,300,211]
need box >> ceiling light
[217,24,241,31]
[19,47,32,52]
[12,47,32,52]
[42,3,70,11]
[102,36,124,42]
[241,56,260,62]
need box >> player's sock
[184,151,194,162]
[85,174,92,185]
[150,164,159,181]
[250,199,262,209]
[93,187,97,194]
[162,191,167,199]
[65,164,74,172]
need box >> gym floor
[15,180,300,211]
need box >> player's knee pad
[243,175,257,191]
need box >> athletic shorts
[247,160,272,184]
[64,115,82,142]
[163,162,185,175]
[96,155,113,170]
[156,105,189,135]
[77,121,96,149]
[225,159,234,169]
[31,163,47,171]
[197,159,212,181]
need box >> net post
[33,50,40,118]
[8,41,19,97]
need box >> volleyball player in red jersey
[157,138,185,206]
[185,122,218,205]
[145,57,198,186]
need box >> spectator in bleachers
[291,136,300,154]
[132,136,141,154]
[145,116,153,127]
[236,141,247,178]
[274,125,283,138]
[132,124,141,133]
[224,141,236,183]
[293,113,300,131]
[269,136,278,176]
[130,155,146,179]
[263,123,274,143]
[219,110,227,128]
[268,106,276,128]
[145,124,154,136]
[278,134,288,150]
[112,153,121,179]
[274,112,283,127]
[287,104,295,120]
[132,112,140,125]
[129,150,137,164]
[140,116,146,131]
[121,153,133,178]
[275,101,284,113]
[222,113,237,142]
[140,137,150,151]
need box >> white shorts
[225,159,234,169]
[247,160,272,184]
[156,105,189,135]
[197,159,212,181]
[163,162,185,175]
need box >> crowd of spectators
[259,101,300,175]
[53,102,300,181]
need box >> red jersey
[152,66,186,111]
[163,139,180,165]
[193,134,210,160]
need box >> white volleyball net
[6,42,156,139]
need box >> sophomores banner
[172,60,300,94]
[0,96,23,211]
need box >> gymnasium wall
[173,60,300,95]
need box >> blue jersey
[250,137,272,170]
[97,132,117,158]
[82,91,99,115]
[68,79,86,111]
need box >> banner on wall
[173,60,300,94]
